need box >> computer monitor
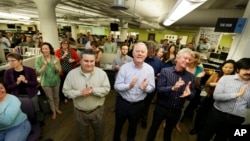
[0,48,7,65]
[209,52,220,59]
[219,52,228,60]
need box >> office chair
[19,97,41,141]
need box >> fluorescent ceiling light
[163,0,207,26]
[0,12,31,20]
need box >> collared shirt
[35,55,61,87]
[85,41,91,49]
[63,67,110,111]
[104,42,116,53]
[112,55,133,71]
[145,56,163,76]
[0,37,11,48]
[213,74,250,118]
[157,66,196,110]
[114,61,155,102]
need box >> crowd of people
[1,31,250,141]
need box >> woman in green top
[35,42,62,120]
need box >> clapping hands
[140,78,148,90]
[172,77,185,91]
[180,81,191,98]
[81,86,93,96]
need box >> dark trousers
[59,73,68,101]
[183,87,202,118]
[147,104,182,141]
[197,107,245,141]
[142,91,156,122]
[193,96,214,131]
[113,96,145,141]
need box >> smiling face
[132,42,147,66]
[41,44,51,56]
[169,45,176,53]
[61,41,69,50]
[222,63,235,75]
[80,54,95,73]
[175,48,193,71]
[176,53,192,69]
[0,83,7,100]
[238,68,250,81]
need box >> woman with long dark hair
[189,59,236,135]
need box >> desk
[207,58,224,65]
[202,63,220,69]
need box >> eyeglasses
[7,59,17,62]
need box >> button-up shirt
[157,66,196,110]
[114,61,155,102]
[213,74,250,118]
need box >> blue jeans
[0,119,31,141]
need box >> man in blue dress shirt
[113,42,155,141]
[147,48,196,141]
[141,41,163,129]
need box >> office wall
[127,28,198,44]
[219,34,233,48]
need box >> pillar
[228,0,250,61]
[120,19,128,42]
[33,0,60,49]
[71,24,78,40]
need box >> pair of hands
[43,58,58,65]
[81,86,93,97]
[236,83,250,98]
[62,52,75,63]
[172,77,192,98]
[17,75,27,84]
[129,78,148,90]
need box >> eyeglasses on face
[7,59,17,62]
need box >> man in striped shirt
[146,48,196,141]
[197,58,250,141]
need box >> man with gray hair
[147,48,196,141]
[113,42,155,141]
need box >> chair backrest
[19,97,36,124]
[100,53,117,64]
[19,97,41,141]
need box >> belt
[213,107,243,119]
[76,106,101,114]
[119,96,144,105]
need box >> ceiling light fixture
[0,12,31,20]
[163,0,207,26]
[110,0,128,10]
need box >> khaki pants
[42,84,60,113]
[74,106,105,141]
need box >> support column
[71,24,78,40]
[228,0,250,61]
[33,0,60,49]
[120,19,128,42]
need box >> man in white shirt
[0,32,11,48]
